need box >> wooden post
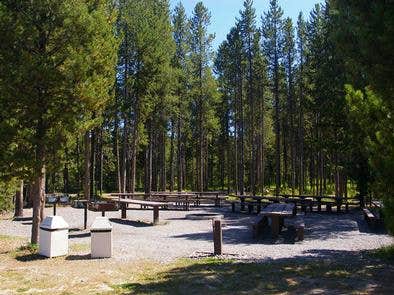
[84,202,88,230]
[240,196,245,211]
[212,218,222,255]
[121,203,127,219]
[153,206,159,224]
[53,203,56,216]
[101,211,105,217]
[271,216,280,238]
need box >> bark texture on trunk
[84,131,91,201]
[14,180,24,217]
[31,165,45,244]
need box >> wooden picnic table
[233,195,279,212]
[110,199,168,224]
[194,191,227,207]
[150,192,196,210]
[261,203,295,238]
[110,192,147,199]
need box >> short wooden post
[101,211,105,217]
[153,206,159,224]
[317,197,322,212]
[84,203,88,230]
[212,218,222,255]
[257,201,261,214]
[53,203,57,216]
[240,197,245,211]
[231,202,235,213]
[121,204,127,219]
[248,203,254,214]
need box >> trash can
[91,217,112,258]
[39,216,69,258]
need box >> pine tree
[262,0,284,196]
[0,0,118,243]
[189,2,217,192]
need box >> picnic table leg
[53,203,57,216]
[240,197,245,211]
[257,200,261,214]
[153,206,159,225]
[121,203,127,219]
[84,203,87,230]
[271,216,280,238]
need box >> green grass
[371,244,394,262]
[113,254,393,294]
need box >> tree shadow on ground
[15,252,47,262]
[171,225,297,245]
[13,216,33,222]
[116,249,394,295]
[178,209,389,244]
[65,254,91,261]
[109,218,152,227]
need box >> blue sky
[169,0,323,50]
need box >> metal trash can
[91,217,112,258]
[39,216,69,257]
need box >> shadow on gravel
[171,225,297,245]
[69,232,91,239]
[13,217,33,222]
[15,253,46,262]
[109,218,152,227]
[116,249,394,294]
[65,254,91,261]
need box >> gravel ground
[0,205,392,262]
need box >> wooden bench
[363,208,381,228]
[112,199,168,225]
[251,216,268,238]
[228,200,261,214]
[284,217,305,241]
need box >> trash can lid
[91,217,112,231]
[40,216,69,230]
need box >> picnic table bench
[284,216,305,241]
[194,191,228,207]
[261,203,295,238]
[363,207,383,228]
[149,192,197,211]
[110,198,168,224]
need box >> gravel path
[1,205,392,262]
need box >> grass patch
[370,244,394,262]
[113,257,392,294]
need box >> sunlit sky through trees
[170,0,324,50]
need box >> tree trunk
[83,131,91,201]
[169,119,175,191]
[14,180,24,218]
[31,164,45,244]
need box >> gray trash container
[39,216,69,257]
[91,217,112,258]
